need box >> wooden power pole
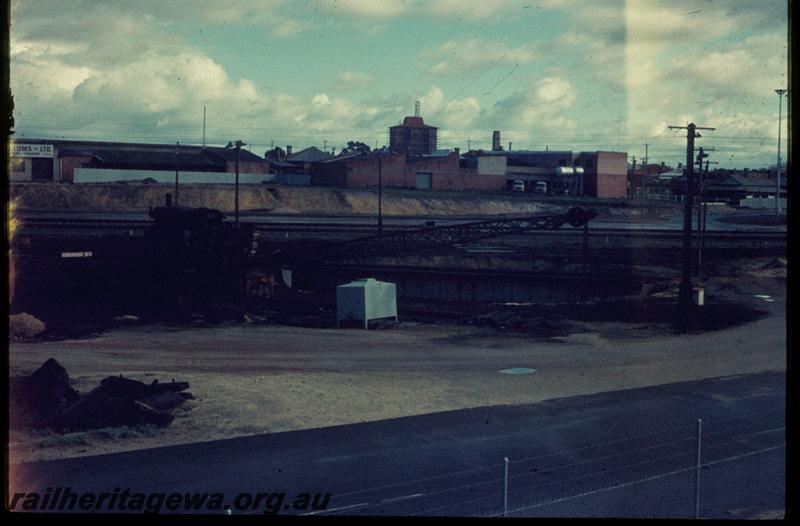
[668,123,715,332]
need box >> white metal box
[336,278,398,329]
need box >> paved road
[9,371,785,518]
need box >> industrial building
[9,138,268,183]
[310,148,506,191]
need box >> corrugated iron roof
[203,146,265,163]
[286,146,335,163]
[91,149,221,168]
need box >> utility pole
[642,143,649,214]
[695,147,710,274]
[235,144,240,228]
[695,148,717,274]
[175,142,180,206]
[225,140,246,228]
[774,89,786,213]
[695,147,709,234]
[668,123,715,332]
[699,158,717,275]
[378,153,384,236]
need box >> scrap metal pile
[9,359,193,432]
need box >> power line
[12,119,777,142]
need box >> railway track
[15,217,787,242]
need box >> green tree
[340,141,371,155]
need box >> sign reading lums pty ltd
[12,143,54,158]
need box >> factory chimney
[492,130,502,151]
[414,101,421,117]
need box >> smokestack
[415,100,421,117]
[508,141,512,151]
[492,130,501,151]
[286,145,292,157]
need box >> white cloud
[424,0,520,19]
[316,0,525,19]
[424,38,538,76]
[272,19,311,37]
[312,94,332,107]
[418,86,445,116]
[320,0,409,18]
[490,77,577,131]
[336,71,375,89]
[71,53,266,115]
[438,97,481,129]
[624,2,739,44]
[673,34,788,98]
[533,77,576,108]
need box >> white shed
[336,278,398,329]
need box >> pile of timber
[10,359,193,432]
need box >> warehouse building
[9,138,268,183]
[462,149,628,198]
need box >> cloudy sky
[10,0,788,168]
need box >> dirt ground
[8,263,785,464]
[11,182,680,219]
[10,183,555,216]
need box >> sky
[9,0,789,169]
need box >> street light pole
[775,89,786,214]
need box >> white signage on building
[11,143,54,158]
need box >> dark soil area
[12,279,769,343]
[716,214,787,226]
[238,292,768,338]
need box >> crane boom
[265,207,597,266]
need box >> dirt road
[8,272,785,463]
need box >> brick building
[311,149,505,191]
[389,116,438,156]
[574,151,628,198]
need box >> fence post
[695,419,702,519]
[503,457,509,517]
